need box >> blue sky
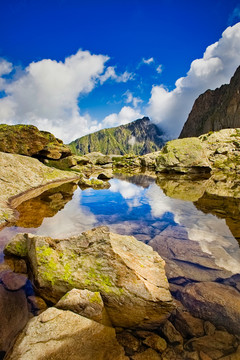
[0,0,240,142]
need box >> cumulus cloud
[0,59,13,77]
[147,22,240,138]
[0,50,133,142]
[156,64,163,74]
[99,66,134,84]
[124,90,143,108]
[142,57,154,65]
[109,179,143,209]
[0,59,13,91]
[102,106,143,128]
[128,135,136,147]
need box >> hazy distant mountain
[179,66,240,138]
[69,117,165,155]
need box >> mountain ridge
[69,117,165,155]
[179,66,240,138]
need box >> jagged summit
[69,117,165,155]
[180,66,240,138]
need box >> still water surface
[1,174,240,280]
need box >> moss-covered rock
[113,155,141,168]
[0,124,71,160]
[78,177,111,190]
[156,138,211,174]
[45,155,91,171]
[4,226,173,329]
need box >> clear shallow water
[1,174,240,279]
[1,173,240,354]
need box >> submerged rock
[0,151,79,227]
[6,307,128,360]
[178,282,240,335]
[0,283,29,354]
[4,226,173,329]
[0,124,71,160]
[184,331,238,359]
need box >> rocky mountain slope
[180,66,240,138]
[69,117,165,155]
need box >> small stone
[184,331,237,360]
[131,348,162,360]
[55,288,106,324]
[0,271,27,291]
[204,321,215,336]
[136,330,156,339]
[162,320,183,345]
[0,261,13,272]
[161,346,183,360]
[143,334,167,353]
[199,351,212,360]
[27,296,47,315]
[174,308,205,338]
[97,171,113,180]
[13,259,27,274]
[116,331,140,356]
[183,351,200,360]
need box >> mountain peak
[69,117,165,155]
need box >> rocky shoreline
[0,125,240,359]
[2,227,240,360]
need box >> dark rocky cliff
[69,117,165,155]
[179,66,240,138]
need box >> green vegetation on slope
[69,117,165,155]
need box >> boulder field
[3,226,177,359]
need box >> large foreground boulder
[0,124,71,159]
[4,226,173,329]
[6,307,128,360]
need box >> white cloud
[147,22,240,138]
[128,135,136,147]
[0,59,13,77]
[156,64,163,74]
[0,59,13,91]
[102,106,143,128]
[142,57,154,65]
[0,51,133,143]
[124,90,143,108]
[146,183,240,273]
[99,66,134,84]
